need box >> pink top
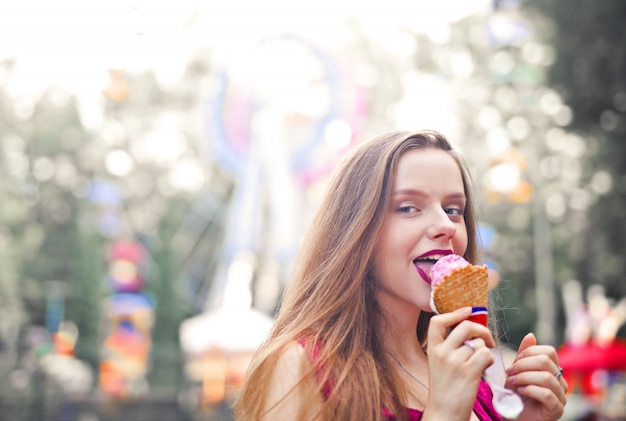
[302,340,502,421]
[382,380,502,421]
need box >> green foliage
[145,199,193,389]
[0,52,230,398]
[523,0,626,298]
[67,230,106,367]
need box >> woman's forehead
[392,149,464,192]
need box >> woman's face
[373,148,469,315]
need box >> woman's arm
[261,343,324,421]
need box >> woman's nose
[426,210,457,240]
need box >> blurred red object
[558,339,626,372]
[108,241,147,292]
[109,241,146,263]
[558,339,626,398]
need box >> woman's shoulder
[270,342,312,389]
[275,341,315,380]
[260,342,323,420]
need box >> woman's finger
[446,320,496,349]
[508,348,567,387]
[517,383,566,420]
[508,351,556,374]
[508,370,568,403]
[461,338,494,369]
[427,307,473,345]
[514,343,560,366]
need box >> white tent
[180,307,274,355]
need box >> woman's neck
[378,309,426,363]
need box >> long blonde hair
[234,130,480,420]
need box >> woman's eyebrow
[393,188,466,200]
[393,188,427,197]
[445,192,467,200]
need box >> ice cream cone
[430,260,489,326]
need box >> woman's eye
[445,207,464,216]
[397,205,418,214]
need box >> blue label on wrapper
[471,307,488,314]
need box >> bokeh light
[0,0,624,420]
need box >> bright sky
[0,0,490,96]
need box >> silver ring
[463,339,476,352]
[554,367,564,380]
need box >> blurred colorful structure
[178,33,369,414]
[180,305,274,409]
[31,285,94,401]
[99,240,154,398]
[559,280,626,418]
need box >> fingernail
[505,366,513,375]
[507,375,517,384]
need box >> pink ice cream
[429,254,470,287]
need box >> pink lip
[416,249,453,259]
[414,249,453,284]
[416,267,430,283]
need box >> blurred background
[0,0,625,420]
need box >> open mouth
[413,252,451,283]
[414,258,436,283]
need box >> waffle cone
[431,264,489,314]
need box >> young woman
[234,130,567,421]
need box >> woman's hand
[505,333,568,421]
[423,307,496,421]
